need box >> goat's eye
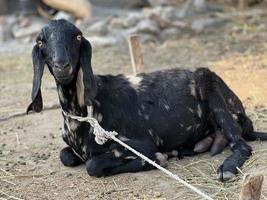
[77,35,82,41]
[37,40,43,48]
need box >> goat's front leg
[86,139,162,176]
[60,147,84,167]
[195,68,252,182]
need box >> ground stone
[190,17,226,32]
[123,12,143,28]
[136,19,160,35]
[85,20,109,36]
[160,27,180,41]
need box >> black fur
[27,19,267,182]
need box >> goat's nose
[54,61,70,71]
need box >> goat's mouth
[55,75,74,84]
[53,65,74,84]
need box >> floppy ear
[79,37,97,105]
[26,45,45,113]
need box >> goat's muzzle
[53,63,74,84]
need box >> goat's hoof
[217,164,237,182]
[60,147,83,167]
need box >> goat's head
[27,19,97,113]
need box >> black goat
[27,19,267,182]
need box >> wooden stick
[238,0,249,10]
[128,35,145,75]
[239,173,264,200]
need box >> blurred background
[0,0,265,51]
[0,1,267,200]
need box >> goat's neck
[56,81,88,117]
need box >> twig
[0,104,60,122]
[0,179,16,186]
[14,133,21,146]
[0,191,24,200]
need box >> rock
[193,0,207,12]
[123,13,143,28]
[190,17,227,32]
[86,20,109,36]
[109,17,124,29]
[86,36,118,47]
[12,21,44,38]
[148,0,175,6]
[176,0,193,19]
[144,6,177,21]
[43,0,91,19]
[139,33,157,43]
[136,19,160,35]
[1,15,16,42]
[159,27,180,41]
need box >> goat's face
[37,20,82,84]
[27,19,97,113]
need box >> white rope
[62,110,214,200]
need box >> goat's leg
[86,153,156,177]
[60,147,84,167]
[195,68,252,181]
[86,139,161,176]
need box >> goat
[27,19,267,182]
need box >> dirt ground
[1,14,267,200]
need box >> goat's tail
[244,131,267,141]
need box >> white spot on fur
[189,79,196,97]
[70,120,79,132]
[138,109,142,116]
[156,136,163,146]
[96,113,103,123]
[186,126,192,131]
[155,152,168,167]
[118,136,130,141]
[148,129,153,136]
[94,100,101,107]
[228,98,234,106]
[112,149,122,157]
[144,114,149,120]
[141,104,145,110]
[82,145,87,154]
[188,107,194,113]
[232,114,238,120]
[126,75,142,90]
[164,104,170,111]
[141,159,146,166]
[76,68,85,107]
[125,156,137,160]
[179,123,184,127]
[197,104,202,117]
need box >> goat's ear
[26,45,45,113]
[79,37,97,105]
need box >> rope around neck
[62,110,214,200]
